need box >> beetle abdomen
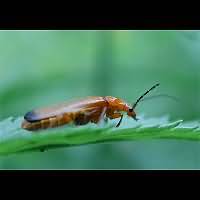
[21,113,74,131]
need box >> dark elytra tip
[24,111,39,122]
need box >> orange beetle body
[21,83,159,131]
[21,96,136,131]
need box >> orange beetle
[21,83,160,131]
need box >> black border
[0,173,195,200]
[0,170,200,190]
[1,169,200,177]
[0,14,200,30]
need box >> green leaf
[0,115,200,155]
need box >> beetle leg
[97,107,107,125]
[108,113,122,119]
[107,112,123,127]
[116,115,123,127]
[99,107,107,120]
[74,112,89,125]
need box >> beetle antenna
[133,83,160,109]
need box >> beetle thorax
[104,96,128,111]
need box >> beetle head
[127,107,138,120]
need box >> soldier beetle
[21,83,160,131]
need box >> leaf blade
[0,116,200,155]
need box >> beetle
[21,83,160,131]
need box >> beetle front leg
[116,115,123,127]
[108,113,122,119]
[107,113,123,127]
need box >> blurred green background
[0,30,200,169]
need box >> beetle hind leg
[74,113,89,125]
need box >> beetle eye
[129,108,133,112]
